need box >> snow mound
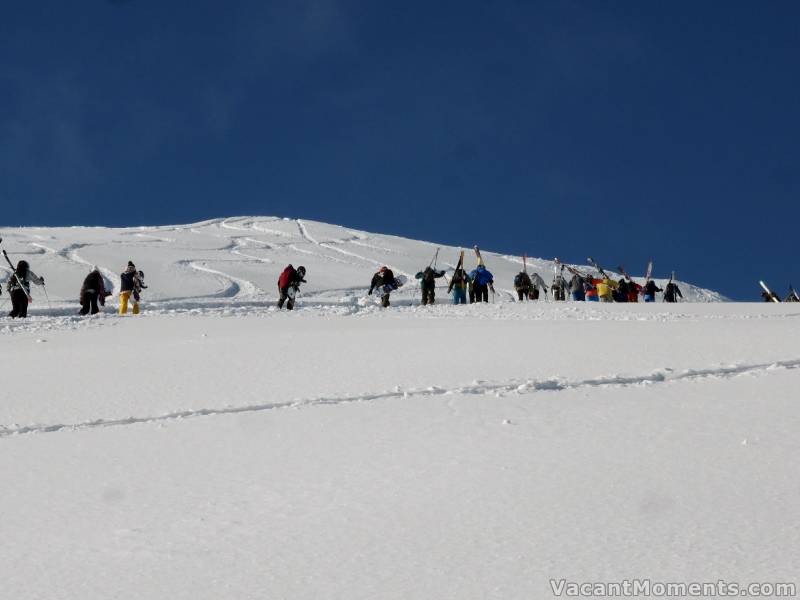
[0,216,725,311]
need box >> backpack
[278,265,296,289]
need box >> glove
[40,277,45,285]
[367,289,373,295]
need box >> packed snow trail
[3,355,799,438]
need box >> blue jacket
[470,266,494,286]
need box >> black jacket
[514,272,532,289]
[644,280,662,296]
[415,267,445,290]
[664,282,683,302]
[369,269,396,294]
[120,269,136,292]
[82,271,104,294]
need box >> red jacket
[278,265,297,289]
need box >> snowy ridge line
[2,358,799,438]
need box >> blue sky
[2,1,798,299]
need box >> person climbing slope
[627,280,642,303]
[79,266,110,316]
[448,266,470,305]
[119,261,146,315]
[513,270,532,301]
[469,264,495,303]
[415,266,445,305]
[663,281,683,303]
[529,272,548,300]
[643,280,662,303]
[568,273,585,302]
[369,266,399,308]
[277,264,307,310]
[5,260,44,319]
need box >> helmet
[17,260,29,275]
[297,266,306,277]
[379,266,388,272]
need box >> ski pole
[42,284,52,310]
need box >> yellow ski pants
[119,291,140,315]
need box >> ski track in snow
[175,260,262,299]
[30,242,120,297]
[2,357,799,438]
[295,219,319,245]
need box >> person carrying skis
[513,270,533,301]
[5,260,45,318]
[447,266,470,305]
[80,267,109,316]
[585,278,599,301]
[595,277,619,302]
[784,287,800,302]
[614,278,629,302]
[551,272,568,301]
[119,261,146,315]
[643,280,662,302]
[568,273,585,302]
[663,281,683,303]
[627,280,642,303]
[277,264,307,310]
[529,272,548,300]
[368,266,399,308]
[469,264,495,303]
[415,266,445,305]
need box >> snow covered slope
[3,218,797,600]
[0,216,724,314]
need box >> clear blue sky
[2,1,798,299]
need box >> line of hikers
[77,261,147,316]
[363,262,497,308]
[515,271,683,303]
[2,259,146,319]
[6,256,797,318]
[0,258,684,318]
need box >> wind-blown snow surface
[1,218,797,600]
